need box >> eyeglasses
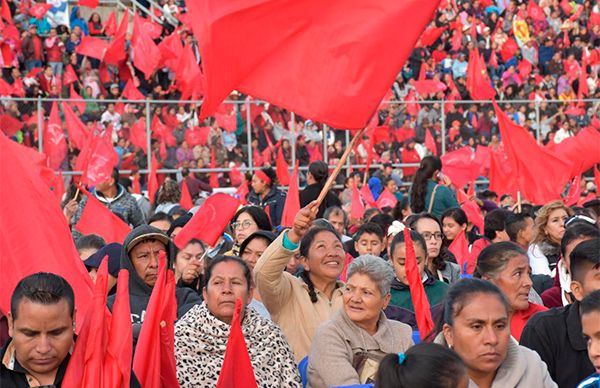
[231,220,256,230]
[421,232,443,241]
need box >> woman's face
[233,212,258,244]
[303,231,345,282]
[442,216,466,241]
[544,208,569,244]
[414,218,443,259]
[487,254,532,311]
[391,242,427,285]
[251,174,268,195]
[443,293,510,380]
[241,237,269,272]
[174,242,205,278]
[343,273,390,331]
[202,261,252,324]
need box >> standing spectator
[300,161,341,219]
[69,7,89,36]
[248,167,286,228]
[44,28,64,76]
[409,156,458,218]
[88,13,104,36]
[22,24,44,71]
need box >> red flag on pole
[467,48,495,100]
[489,150,518,198]
[527,0,546,22]
[215,299,258,388]
[44,101,67,170]
[360,184,377,208]
[76,36,108,60]
[1,0,13,23]
[75,188,132,242]
[53,171,65,202]
[76,133,119,187]
[103,10,117,36]
[564,175,582,206]
[63,64,78,85]
[129,118,149,153]
[419,25,447,47]
[174,193,240,248]
[462,200,484,233]
[595,165,600,194]
[280,162,300,228]
[28,2,52,19]
[132,15,161,80]
[78,0,99,8]
[275,147,290,186]
[376,188,398,209]
[132,173,141,195]
[351,182,366,220]
[0,114,23,136]
[403,229,434,340]
[188,0,441,129]
[69,84,87,114]
[424,129,437,156]
[209,148,219,188]
[62,102,90,150]
[122,80,146,100]
[0,133,93,330]
[236,179,249,205]
[180,179,194,210]
[449,229,470,273]
[148,153,159,205]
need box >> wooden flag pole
[517,191,522,213]
[315,128,365,208]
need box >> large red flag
[77,134,119,187]
[28,3,52,19]
[1,0,13,23]
[0,113,23,136]
[122,80,146,100]
[180,179,194,210]
[53,171,65,202]
[419,25,447,47]
[235,179,249,205]
[75,188,132,242]
[500,38,519,62]
[148,153,159,205]
[63,64,78,85]
[493,101,571,204]
[209,148,219,188]
[462,200,484,233]
[158,30,184,70]
[488,150,518,198]
[174,193,240,248]
[132,15,161,80]
[360,184,377,208]
[132,173,141,195]
[103,10,117,36]
[527,0,546,22]
[103,270,132,388]
[441,147,480,188]
[449,229,470,273]
[62,102,90,150]
[0,133,93,330]
[216,299,258,388]
[130,118,148,153]
[44,101,67,169]
[275,146,290,186]
[78,0,99,8]
[76,36,108,60]
[467,48,495,101]
[351,182,365,220]
[189,0,440,129]
[403,229,434,340]
[175,43,204,100]
[280,161,300,228]
[564,175,582,207]
[551,126,600,178]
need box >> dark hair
[167,214,191,237]
[441,208,468,226]
[232,206,273,232]
[410,156,442,213]
[323,206,347,227]
[308,161,329,185]
[148,212,173,225]
[364,208,382,222]
[410,213,451,272]
[299,226,342,303]
[390,229,427,259]
[474,242,527,278]
[375,343,466,388]
[354,222,384,242]
[11,273,75,320]
[75,234,106,253]
[560,223,600,257]
[570,238,600,283]
[370,213,395,238]
[204,255,252,292]
[392,196,411,221]
[257,167,277,187]
[581,289,600,317]
[505,212,533,242]
[484,209,512,240]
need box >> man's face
[129,240,167,287]
[327,212,345,236]
[8,300,74,381]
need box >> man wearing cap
[107,225,201,341]
[83,243,123,294]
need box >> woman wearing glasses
[410,214,461,284]
[227,206,273,256]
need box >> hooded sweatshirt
[107,225,201,340]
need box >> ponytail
[410,156,442,213]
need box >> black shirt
[299,183,341,219]
[520,301,594,388]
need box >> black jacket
[247,187,287,227]
[520,301,594,388]
[299,183,341,219]
[107,225,201,340]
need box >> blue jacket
[247,187,286,227]
[70,6,89,36]
[538,45,555,65]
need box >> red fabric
[517,59,533,79]
[467,48,495,100]
[0,133,93,329]
[413,79,447,96]
[216,299,258,388]
[0,114,23,136]
[174,193,240,248]
[215,112,237,133]
[275,147,290,186]
[152,116,176,147]
[1,0,12,23]
[419,25,447,47]
[179,179,194,210]
[500,38,519,62]
[63,64,78,85]
[281,162,300,228]
[131,14,162,44]
[235,180,249,205]
[129,118,148,153]
[122,80,145,100]
[103,270,132,388]
[441,147,479,188]
[133,15,161,80]
[449,229,469,273]
[103,11,117,36]
[351,182,365,219]
[69,84,87,114]
[462,200,484,233]
[493,101,571,204]
[44,101,67,170]
[148,154,159,205]
[468,238,489,275]
[403,228,434,340]
[563,175,581,206]
[104,10,128,65]
[76,188,132,243]
[79,0,99,8]
[209,148,219,188]
[595,165,600,194]
[188,0,440,129]
[489,150,518,198]
[158,31,183,70]
[360,184,377,208]
[527,0,546,22]
[376,188,397,209]
[62,102,89,150]
[76,133,118,187]
[424,129,437,156]
[185,126,210,147]
[76,36,108,60]
[53,171,65,202]
[175,43,204,100]
[511,303,548,341]
[132,173,141,195]
[466,181,475,197]
[401,147,420,177]
[28,3,52,19]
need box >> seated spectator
[521,238,600,387]
[308,255,412,387]
[228,205,272,256]
[578,290,600,388]
[174,256,300,386]
[173,238,206,295]
[239,231,276,318]
[434,278,556,387]
[247,167,286,227]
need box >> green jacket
[424,179,459,218]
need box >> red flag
[69,84,87,114]
[180,179,194,210]
[467,48,495,100]
[103,34,126,66]
[493,101,571,204]
[76,36,108,60]
[466,181,475,197]
[77,134,119,187]
[595,165,600,194]
[527,0,546,22]
[280,162,300,228]
[350,182,365,219]
[215,112,237,133]
[441,147,480,188]
[103,10,117,36]
[455,185,470,204]
[360,184,377,208]
[28,2,52,19]
[63,64,78,85]
[376,188,398,209]
[560,0,572,15]
[489,150,518,198]
[451,28,463,51]
[131,14,162,44]
[132,173,141,194]
[44,101,67,170]
[175,43,204,100]
[132,254,179,388]
[275,147,290,186]
[216,299,258,388]
[0,113,23,136]
[403,228,434,340]
[103,270,132,388]
[129,118,148,153]
[132,15,161,80]
[76,188,132,241]
[462,200,484,233]
[62,102,90,150]
[185,126,210,147]
[449,229,470,273]
[551,126,600,177]
[500,38,518,62]
[1,0,12,23]
[0,133,93,330]
[209,148,219,188]
[489,50,499,69]
[174,193,240,248]
[78,0,99,8]
[148,153,159,205]
[53,171,65,202]
[564,175,582,206]
[158,30,184,70]
[189,0,441,129]
[122,80,145,100]
[424,129,437,156]
[235,179,249,205]
[517,59,533,79]
[419,25,447,47]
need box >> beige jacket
[254,232,344,361]
[307,309,413,388]
[434,333,557,388]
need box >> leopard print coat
[174,302,302,387]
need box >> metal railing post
[291,112,296,167]
[323,124,328,164]
[441,100,446,155]
[345,130,351,176]
[246,100,253,172]
[145,100,152,174]
[37,97,43,152]
[535,101,541,144]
